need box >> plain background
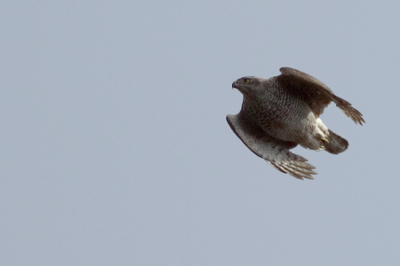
[1,1,400,265]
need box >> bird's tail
[324,130,349,154]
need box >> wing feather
[278,67,365,125]
[227,113,317,180]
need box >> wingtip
[336,99,365,126]
[270,160,317,180]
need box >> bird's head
[232,76,262,96]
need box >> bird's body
[227,67,364,180]
[243,78,316,145]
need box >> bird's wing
[278,67,365,125]
[227,113,317,180]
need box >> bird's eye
[244,79,250,83]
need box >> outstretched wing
[277,67,365,125]
[227,113,317,180]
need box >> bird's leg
[315,118,329,143]
[306,118,329,151]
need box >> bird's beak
[232,81,238,89]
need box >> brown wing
[277,67,365,125]
[227,113,317,180]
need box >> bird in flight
[227,67,365,180]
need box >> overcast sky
[1,1,400,265]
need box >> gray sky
[1,1,400,265]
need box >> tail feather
[324,130,349,154]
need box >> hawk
[227,67,365,180]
